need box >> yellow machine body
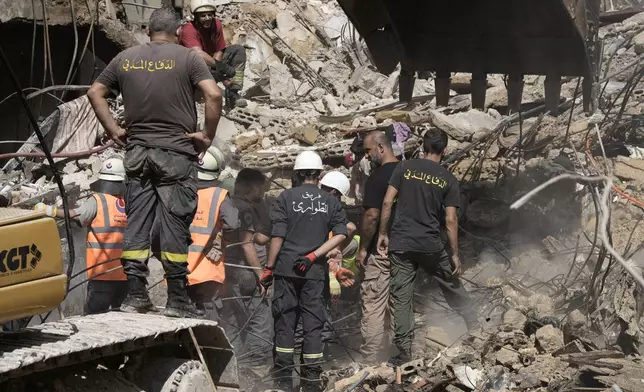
[0,208,66,324]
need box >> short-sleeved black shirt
[388,159,459,253]
[362,162,399,254]
[95,41,213,157]
[270,183,348,280]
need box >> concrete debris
[536,325,565,353]
[428,109,501,142]
[269,63,297,107]
[614,156,644,183]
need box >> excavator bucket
[337,0,602,113]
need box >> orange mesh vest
[86,193,127,281]
[187,187,228,285]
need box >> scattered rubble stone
[536,325,565,353]
[502,309,527,331]
[614,155,644,183]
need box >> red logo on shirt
[115,198,126,213]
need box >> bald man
[355,130,399,363]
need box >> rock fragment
[496,345,521,368]
[502,309,527,331]
[536,325,565,353]
[614,156,644,183]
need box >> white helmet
[320,171,350,196]
[294,151,323,171]
[197,146,226,180]
[190,0,216,14]
[98,157,125,182]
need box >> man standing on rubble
[34,157,129,315]
[355,130,399,363]
[259,151,348,391]
[377,128,477,364]
[87,6,222,319]
[180,0,247,109]
[151,147,237,320]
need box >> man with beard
[180,0,247,109]
[355,131,399,363]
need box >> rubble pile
[323,269,644,392]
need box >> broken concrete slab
[496,345,521,368]
[269,63,297,107]
[292,124,319,145]
[502,309,528,331]
[428,109,501,142]
[614,156,644,182]
[350,65,390,98]
[536,325,565,353]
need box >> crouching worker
[151,146,238,319]
[260,151,348,391]
[181,0,248,109]
[34,157,128,315]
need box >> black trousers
[122,145,197,280]
[272,276,325,389]
[84,280,128,315]
[219,272,273,366]
[186,281,223,322]
[212,44,246,90]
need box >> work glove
[293,252,317,273]
[212,60,236,81]
[335,268,355,287]
[34,202,57,218]
[259,267,274,290]
[329,272,341,303]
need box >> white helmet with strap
[293,150,323,171]
[197,146,227,180]
[98,157,125,182]
[191,0,217,14]
[320,171,350,196]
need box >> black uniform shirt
[270,183,348,280]
[226,197,269,275]
[388,159,459,253]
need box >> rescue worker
[319,171,357,299]
[260,151,348,391]
[221,168,273,379]
[180,0,247,109]
[377,129,477,365]
[355,130,399,363]
[33,157,128,315]
[87,7,222,319]
[151,146,238,320]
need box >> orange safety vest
[187,187,228,286]
[86,193,127,281]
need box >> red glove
[293,253,317,273]
[335,268,355,287]
[260,268,274,289]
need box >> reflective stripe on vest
[187,187,228,286]
[86,193,127,281]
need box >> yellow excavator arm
[0,208,66,324]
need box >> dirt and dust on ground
[3,0,644,391]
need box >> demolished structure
[1,0,644,391]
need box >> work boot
[120,276,156,314]
[225,88,247,109]
[387,348,412,367]
[164,277,205,319]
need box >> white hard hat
[320,171,350,196]
[197,146,226,180]
[294,151,323,171]
[98,157,125,182]
[190,0,216,14]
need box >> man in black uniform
[260,151,348,391]
[223,169,273,377]
[377,129,477,365]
